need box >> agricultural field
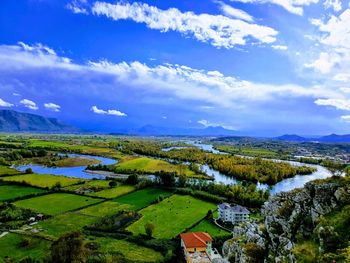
[127,195,216,239]
[90,184,136,198]
[190,219,230,237]
[0,233,51,262]
[1,173,81,188]
[0,165,20,176]
[0,185,46,202]
[92,237,164,262]
[14,193,102,215]
[36,212,98,238]
[77,201,131,217]
[115,156,202,178]
[63,179,111,191]
[114,187,173,210]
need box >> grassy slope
[127,195,216,239]
[93,237,164,262]
[114,188,173,210]
[0,185,46,201]
[63,180,111,191]
[14,193,102,215]
[77,201,131,217]
[0,233,51,263]
[190,219,230,237]
[1,173,81,188]
[0,166,20,176]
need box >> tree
[144,222,155,238]
[126,174,139,185]
[324,161,345,177]
[108,181,117,187]
[25,168,33,174]
[50,231,87,263]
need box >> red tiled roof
[180,232,212,248]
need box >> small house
[218,203,250,224]
[180,232,213,263]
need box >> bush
[25,168,33,174]
[144,222,155,238]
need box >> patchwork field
[91,184,136,198]
[36,212,97,238]
[14,193,102,215]
[0,185,46,202]
[77,201,131,217]
[1,173,81,188]
[114,187,173,210]
[127,195,216,239]
[63,180,111,191]
[115,157,200,177]
[190,219,230,237]
[0,233,51,262]
[93,237,164,262]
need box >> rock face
[222,179,350,262]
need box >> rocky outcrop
[222,179,350,262]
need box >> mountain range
[275,134,350,143]
[0,110,77,133]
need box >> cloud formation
[0,98,13,107]
[44,103,61,112]
[314,98,350,110]
[91,106,127,116]
[215,1,254,22]
[230,0,319,15]
[20,99,38,110]
[90,1,278,48]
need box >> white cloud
[91,106,127,117]
[324,0,342,12]
[341,115,350,122]
[271,44,288,50]
[215,1,254,22]
[66,0,88,14]
[198,119,236,130]
[0,98,14,107]
[0,42,342,111]
[314,98,350,110]
[12,93,21,96]
[230,0,319,15]
[304,52,340,74]
[44,103,61,112]
[20,99,39,110]
[90,1,278,49]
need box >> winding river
[13,141,334,195]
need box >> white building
[218,203,250,224]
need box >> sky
[0,0,350,136]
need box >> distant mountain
[0,110,78,133]
[275,134,308,142]
[317,133,350,143]
[111,125,238,136]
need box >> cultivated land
[77,201,131,217]
[0,185,46,202]
[1,173,81,188]
[93,237,164,262]
[190,219,230,237]
[63,179,111,191]
[127,195,216,239]
[90,184,136,198]
[14,193,102,215]
[0,233,51,262]
[114,187,173,210]
[0,165,20,176]
[115,156,202,178]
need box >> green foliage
[144,222,155,238]
[243,243,265,263]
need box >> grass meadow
[0,185,46,202]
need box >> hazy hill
[0,110,77,133]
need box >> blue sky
[0,0,350,136]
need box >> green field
[63,180,111,191]
[14,193,102,215]
[93,237,164,262]
[115,157,202,178]
[190,219,230,237]
[114,187,173,210]
[91,184,136,198]
[0,165,20,176]
[1,173,81,188]
[0,233,51,263]
[77,201,131,217]
[127,195,216,239]
[37,212,97,238]
[0,185,46,201]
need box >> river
[13,142,334,195]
